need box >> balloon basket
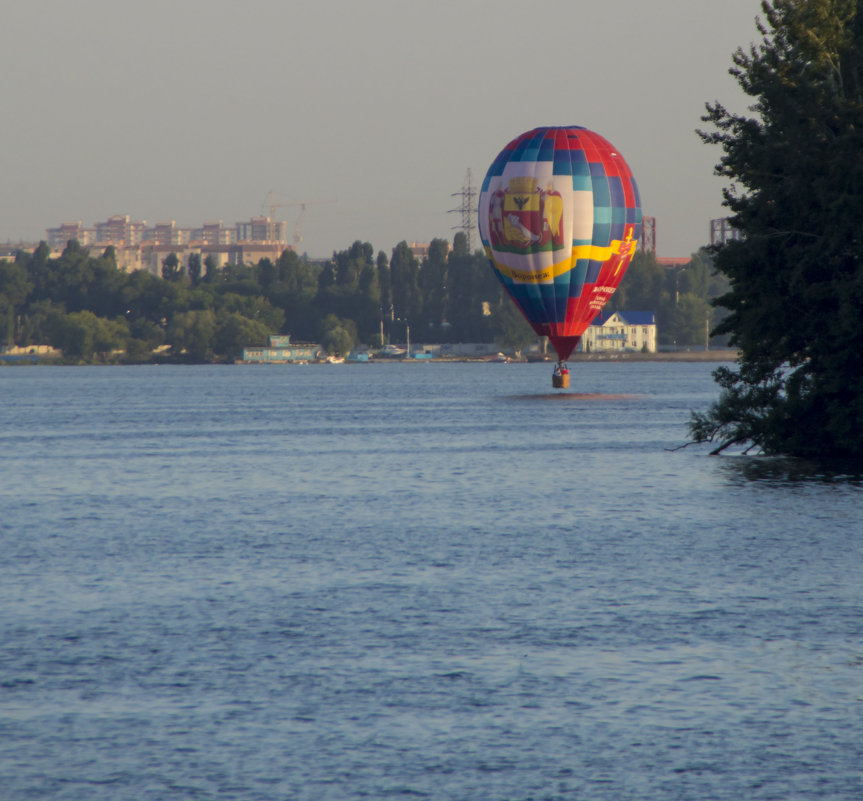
[552,371,570,389]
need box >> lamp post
[394,314,410,358]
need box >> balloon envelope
[479,126,642,360]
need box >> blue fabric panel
[593,222,611,246]
[568,260,588,297]
[586,260,603,283]
[514,129,547,162]
[553,270,571,319]
[483,151,510,184]
[508,281,547,326]
[554,291,568,319]
[591,175,611,207]
[538,283,558,322]
[510,135,532,162]
[593,206,612,224]
[553,148,573,175]
[610,220,626,241]
[570,150,589,168]
[538,135,556,162]
[608,176,625,208]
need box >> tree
[203,254,218,282]
[212,311,270,361]
[491,295,536,355]
[48,310,128,361]
[447,233,500,343]
[187,252,202,286]
[161,252,182,282]
[166,310,216,361]
[319,314,357,356]
[389,241,421,325]
[691,0,863,457]
[0,260,31,345]
[419,238,450,336]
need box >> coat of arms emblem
[487,176,564,255]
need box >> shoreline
[566,349,737,363]
[1,349,739,367]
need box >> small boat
[378,345,407,358]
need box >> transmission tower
[449,169,478,252]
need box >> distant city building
[656,257,691,269]
[581,310,657,353]
[44,213,293,274]
[409,242,430,260]
[46,221,89,248]
[236,217,287,243]
[151,221,188,247]
[196,221,233,246]
[95,215,148,247]
[639,215,656,254]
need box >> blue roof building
[581,310,657,353]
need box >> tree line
[0,231,722,363]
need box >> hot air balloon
[478,126,642,387]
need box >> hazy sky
[2,0,763,258]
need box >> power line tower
[449,169,477,252]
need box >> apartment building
[45,213,291,274]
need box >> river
[1,361,861,800]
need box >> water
[1,362,862,800]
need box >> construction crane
[262,191,337,246]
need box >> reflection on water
[720,453,863,486]
[507,392,641,401]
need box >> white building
[581,311,657,353]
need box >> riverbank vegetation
[691,0,863,459]
[1,231,724,364]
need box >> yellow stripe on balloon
[486,238,635,284]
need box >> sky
[1,0,763,259]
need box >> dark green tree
[212,311,270,361]
[166,310,217,361]
[491,295,537,355]
[161,252,182,282]
[376,250,391,321]
[187,252,202,286]
[389,241,421,327]
[449,232,500,343]
[419,238,450,338]
[0,260,31,345]
[691,0,863,456]
[48,310,128,361]
[203,254,218,282]
[319,313,357,356]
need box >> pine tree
[691,0,863,457]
